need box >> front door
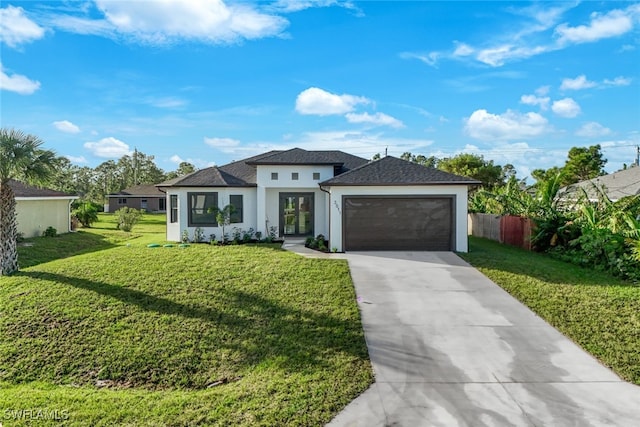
[279,193,314,237]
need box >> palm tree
[0,128,57,275]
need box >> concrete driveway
[328,251,640,427]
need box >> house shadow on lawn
[16,270,371,389]
[463,237,639,288]
[18,231,117,269]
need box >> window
[188,192,218,226]
[292,172,299,180]
[230,195,243,223]
[271,172,278,180]
[312,172,320,180]
[118,198,127,204]
[170,195,178,223]
[159,197,166,211]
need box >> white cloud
[84,137,132,158]
[603,76,632,86]
[0,5,46,48]
[398,51,440,67]
[453,42,474,57]
[295,87,369,115]
[149,96,188,108]
[476,44,549,67]
[169,154,214,168]
[464,109,550,141]
[520,94,550,110]
[49,0,288,45]
[560,74,596,90]
[575,122,612,138]
[551,98,581,118]
[535,85,550,96]
[345,112,404,128]
[65,155,88,164]
[402,3,640,68]
[555,7,637,44]
[0,63,40,94]
[53,120,81,134]
[204,137,241,153]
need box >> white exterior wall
[256,165,333,238]
[325,185,470,252]
[16,198,74,238]
[165,187,257,242]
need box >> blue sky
[1,1,639,179]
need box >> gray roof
[156,148,368,188]
[247,148,367,171]
[109,184,165,197]
[7,179,76,198]
[320,156,481,186]
[559,166,640,201]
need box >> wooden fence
[468,213,533,250]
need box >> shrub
[72,202,99,228]
[243,228,254,243]
[231,227,242,244]
[193,227,205,243]
[181,229,190,243]
[115,207,143,232]
[42,226,57,237]
[254,231,262,242]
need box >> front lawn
[459,237,640,385]
[0,216,373,426]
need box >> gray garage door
[344,197,453,251]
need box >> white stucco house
[9,179,78,238]
[157,148,480,252]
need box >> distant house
[9,179,78,238]
[107,184,167,213]
[157,148,480,252]
[559,166,640,202]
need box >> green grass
[459,237,640,385]
[1,214,373,426]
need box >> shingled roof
[109,184,165,197]
[320,156,481,186]
[7,179,76,198]
[247,148,367,171]
[559,166,640,201]
[156,149,368,187]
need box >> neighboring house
[9,179,78,238]
[559,166,640,202]
[107,184,167,213]
[157,148,480,252]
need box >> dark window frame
[118,198,127,204]
[230,195,243,223]
[188,192,219,227]
[312,172,320,180]
[170,195,178,223]
[271,172,279,180]
[292,172,299,180]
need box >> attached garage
[343,196,453,251]
[320,156,480,253]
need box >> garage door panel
[344,197,452,251]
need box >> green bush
[42,226,57,237]
[115,207,143,232]
[72,202,99,228]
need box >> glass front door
[279,193,314,237]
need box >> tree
[165,162,196,180]
[438,153,505,189]
[532,145,607,187]
[563,145,606,185]
[399,151,438,168]
[0,128,56,275]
